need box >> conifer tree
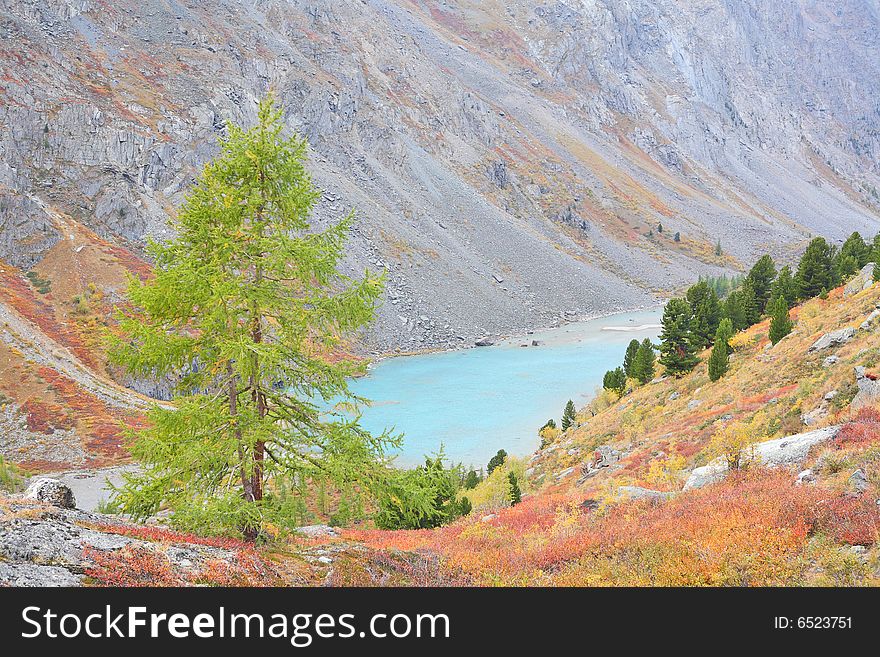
[631,338,656,384]
[839,231,869,269]
[768,295,793,345]
[715,317,734,352]
[739,278,760,326]
[108,95,392,538]
[508,471,522,506]
[723,290,747,331]
[746,254,776,313]
[686,281,721,349]
[796,237,834,300]
[659,298,699,376]
[715,239,723,257]
[602,367,626,394]
[769,264,797,309]
[562,399,577,430]
[707,337,729,382]
[487,449,507,475]
[623,338,640,377]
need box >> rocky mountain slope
[3,0,880,356]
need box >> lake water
[348,309,662,468]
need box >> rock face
[852,366,880,410]
[579,445,622,481]
[1,0,879,352]
[24,477,76,509]
[683,425,841,491]
[808,328,856,352]
[844,264,876,297]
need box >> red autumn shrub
[835,406,880,448]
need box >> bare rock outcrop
[683,425,841,491]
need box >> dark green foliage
[840,231,870,269]
[562,399,577,430]
[374,455,469,530]
[722,290,747,331]
[106,95,392,538]
[659,298,699,376]
[657,222,663,233]
[623,339,640,377]
[508,471,522,506]
[746,255,776,314]
[674,232,681,243]
[715,317,734,352]
[602,367,627,394]
[768,295,793,345]
[707,339,729,382]
[25,271,51,294]
[540,418,556,431]
[739,278,760,326]
[686,281,721,349]
[631,338,656,384]
[769,265,797,309]
[699,274,742,299]
[458,496,472,517]
[487,449,507,475]
[463,469,482,490]
[796,237,834,300]
[715,239,723,257]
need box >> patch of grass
[0,456,25,493]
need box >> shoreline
[366,302,664,366]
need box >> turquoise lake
[348,309,662,468]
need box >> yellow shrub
[708,412,768,470]
[467,458,529,511]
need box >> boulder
[294,524,337,539]
[683,425,840,491]
[843,263,875,297]
[474,337,494,347]
[851,366,880,410]
[823,355,840,367]
[808,327,855,352]
[614,486,674,503]
[24,478,76,509]
[848,469,869,494]
[860,308,880,331]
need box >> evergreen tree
[508,471,522,506]
[458,496,472,517]
[657,222,663,233]
[796,237,834,300]
[487,449,507,475]
[540,418,556,431]
[871,233,880,281]
[769,264,797,309]
[674,232,681,243]
[561,399,577,430]
[715,239,723,257]
[107,95,391,538]
[686,281,721,349]
[839,231,869,269]
[768,295,793,345]
[715,317,734,352]
[723,290,747,331]
[602,367,626,394]
[658,298,699,376]
[463,470,481,490]
[631,338,656,384]
[707,338,729,382]
[746,254,776,313]
[375,454,467,530]
[623,338,640,377]
[739,278,760,326]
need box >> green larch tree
[108,95,394,538]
